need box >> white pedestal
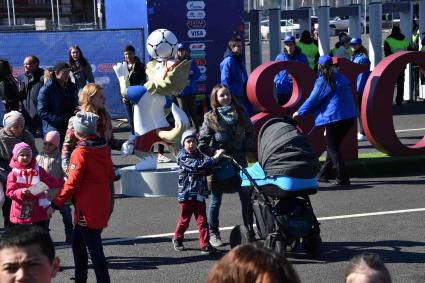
[117,162,179,197]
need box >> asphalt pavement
[33,101,425,282]
[0,99,424,282]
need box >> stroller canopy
[257,117,320,179]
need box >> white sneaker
[157,154,172,163]
[209,234,223,247]
[357,133,368,142]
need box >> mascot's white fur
[114,29,191,170]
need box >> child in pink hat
[37,131,72,241]
[6,142,64,228]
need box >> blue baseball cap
[177,43,186,50]
[349,37,362,45]
[283,35,296,43]
[317,55,332,66]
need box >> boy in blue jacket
[172,129,223,254]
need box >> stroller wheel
[229,225,252,248]
[264,234,285,255]
[302,233,322,259]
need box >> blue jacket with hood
[297,72,357,126]
[220,48,248,97]
[274,46,309,95]
[351,52,371,96]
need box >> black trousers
[318,118,355,183]
[176,95,200,132]
[395,71,405,105]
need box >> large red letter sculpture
[362,51,425,155]
[246,61,323,154]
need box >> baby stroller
[229,117,322,258]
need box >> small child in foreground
[172,129,224,254]
[345,253,392,283]
[6,142,64,229]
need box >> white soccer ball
[146,29,178,61]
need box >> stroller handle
[221,154,268,201]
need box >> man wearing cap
[37,61,78,143]
[21,55,44,136]
[384,26,412,106]
[175,43,201,132]
[293,55,356,186]
[220,37,251,114]
[349,37,371,142]
[274,35,309,105]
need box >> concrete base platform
[116,162,179,197]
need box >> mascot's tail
[157,103,190,144]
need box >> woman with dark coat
[68,45,95,94]
[0,59,25,113]
[198,84,254,247]
[293,55,357,186]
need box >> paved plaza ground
[19,101,422,282]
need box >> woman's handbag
[214,160,238,183]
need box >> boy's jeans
[72,224,110,283]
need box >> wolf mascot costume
[114,29,191,170]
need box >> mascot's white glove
[113,62,130,97]
[121,134,137,157]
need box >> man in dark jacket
[22,55,44,136]
[384,26,412,106]
[37,61,78,143]
[220,37,251,114]
[122,45,146,134]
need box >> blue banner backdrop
[146,0,245,96]
[0,29,144,119]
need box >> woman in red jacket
[52,111,115,283]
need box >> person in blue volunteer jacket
[293,55,356,186]
[349,37,371,142]
[274,35,309,106]
[220,37,251,114]
[176,43,202,132]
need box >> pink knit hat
[44,131,60,148]
[12,142,32,160]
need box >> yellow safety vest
[385,37,409,53]
[421,45,425,51]
[412,29,419,47]
[296,41,318,70]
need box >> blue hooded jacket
[274,46,309,95]
[351,52,371,96]
[297,72,357,126]
[220,48,248,97]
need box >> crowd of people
[0,28,419,281]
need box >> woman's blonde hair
[79,83,112,141]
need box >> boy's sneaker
[172,239,184,251]
[209,234,223,247]
[201,245,217,255]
